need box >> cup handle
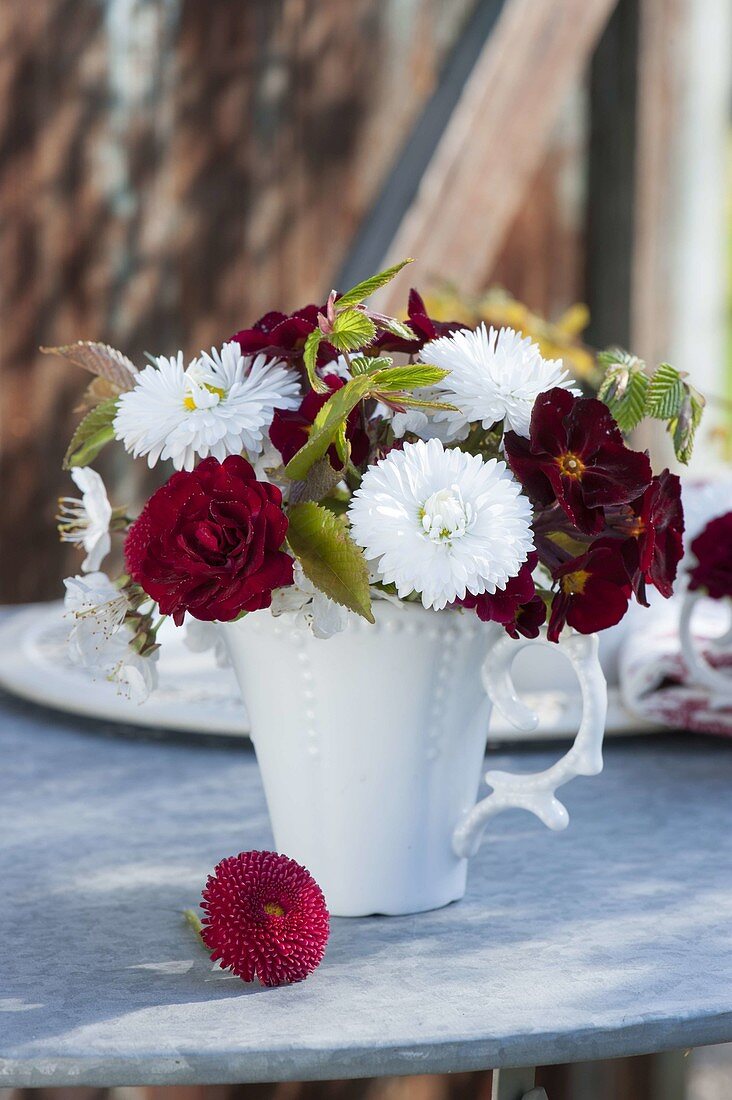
[452,630,607,858]
[679,589,732,696]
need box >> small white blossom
[348,438,534,611]
[64,572,130,666]
[422,324,579,439]
[57,468,112,572]
[270,562,350,639]
[184,617,231,668]
[110,648,159,704]
[63,572,158,703]
[113,342,301,470]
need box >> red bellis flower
[688,512,732,600]
[505,388,652,535]
[200,850,330,986]
[125,455,293,625]
[548,540,632,643]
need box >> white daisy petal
[113,342,301,470]
[422,324,580,439]
[348,438,534,611]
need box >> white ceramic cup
[679,590,732,698]
[220,601,607,917]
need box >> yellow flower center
[183,383,226,411]
[557,452,585,479]
[264,902,285,917]
[562,568,590,595]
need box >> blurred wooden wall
[0,0,585,602]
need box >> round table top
[2,691,732,1087]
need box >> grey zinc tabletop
[2,690,732,1088]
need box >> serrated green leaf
[350,354,393,376]
[284,374,373,481]
[287,502,374,621]
[393,396,459,412]
[597,346,645,372]
[670,386,705,464]
[288,459,342,505]
[597,360,649,433]
[370,314,417,342]
[335,258,414,310]
[334,422,350,466]
[329,309,377,353]
[646,362,685,420]
[63,398,118,469]
[303,328,329,393]
[373,364,450,392]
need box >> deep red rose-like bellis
[200,850,330,986]
[504,388,652,535]
[125,455,294,625]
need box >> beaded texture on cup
[200,850,330,986]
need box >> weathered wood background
[0,0,588,602]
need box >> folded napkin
[619,597,732,736]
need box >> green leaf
[303,329,329,394]
[597,354,649,434]
[63,398,118,469]
[333,422,350,466]
[288,459,343,505]
[287,502,374,621]
[393,396,459,412]
[284,374,373,481]
[645,362,686,420]
[372,364,450,392]
[370,315,417,342]
[350,354,393,376]
[328,309,377,353]
[669,385,705,464]
[335,258,414,310]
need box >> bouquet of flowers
[48,259,702,702]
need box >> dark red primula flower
[688,512,732,600]
[620,470,684,604]
[200,850,330,986]
[504,388,652,535]
[232,303,339,367]
[459,553,546,638]
[374,288,467,355]
[125,455,294,625]
[547,540,632,643]
[270,373,370,469]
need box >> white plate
[0,603,657,741]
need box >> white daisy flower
[63,572,158,702]
[348,438,534,611]
[422,324,580,439]
[113,342,301,470]
[57,468,112,572]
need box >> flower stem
[183,908,205,945]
